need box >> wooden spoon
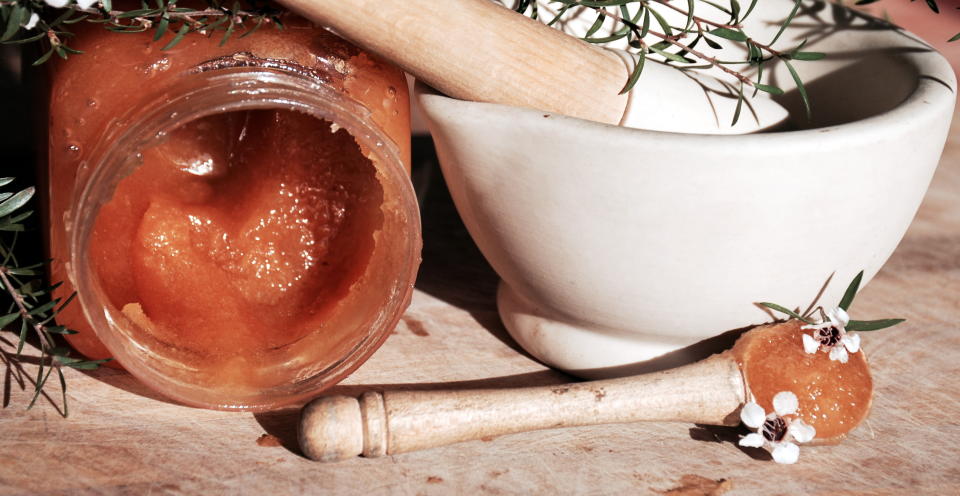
[299,320,873,461]
[278,0,788,133]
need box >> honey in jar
[45,17,420,410]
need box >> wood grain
[2,124,959,494]
[278,0,629,125]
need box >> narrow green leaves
[1,4,27,43]
[620,48,645,94]
[770,0,803,46]
[783,59,810,119]
[839,271,864,311]
[0,186,34,219]
[758,302,814,324]
[787,51,826,61]
[846,319,906,331]
[161,22,190,50]
[760,271,904,333]
[710,28,748,42]
[0,178,97,417]
[753,83,784,95]
[731,81,744,126]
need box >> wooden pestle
[280,0,628,125]
[279,0,788,133]
[299,321,874,462]
[300,354,743,462]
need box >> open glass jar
[45,21,420,410]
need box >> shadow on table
[410,136,534,361]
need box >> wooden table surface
[2,106,959,494]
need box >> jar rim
[69,67,420,411]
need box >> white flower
[738,391,816,464]
[76,0,98,9]
[23,12,39,30]
[44,0,70,9]
[801,307,860,363]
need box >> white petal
[802,333,820,354]
[23,12,39,30]
[843,333,861,354]
[788,419,817,443]
[772,442,800,464]
[773,391,799,416]
[76,0,98,9]
[740,402,766,428]
[45,0,70,8]
[739,433,765,448]
[829,344,849,363]
[834,307,850,326]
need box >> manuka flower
[739,391,816,464]
[801,307,860,363]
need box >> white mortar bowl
[416,4,956,378]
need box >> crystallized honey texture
[734,320,873,441]
[88,109,383,364]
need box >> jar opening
[70,69,420,410]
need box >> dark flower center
[816,325,842,346]
[761,416,787,442]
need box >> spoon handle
[279,0,630,124]
[299,354,745,462]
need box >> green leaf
[620,49,645,95]
[1,5,26,43]
[219,20,236,46]
[753,83,784,95]
[45,326,77,335]
[161,23,190,50]
[731,81,744,126]
[789,51,826,61]
[710,28,747,42]
[846,319,906,332]
[0,186,33,218]
[27,299,59,316]
[640,8,650,38]
[949,32,960,43]
[770,0,802,45]
[648,7,673,37]
[783,59,810,119]
[758,302,814,324]
[838,271,864,311]
[741,0,761,22]
[58,368,68,418]
[0,312,18,329]
[16,319,27,354]
[649,44,693,64]
[585,10,606,38]
[6,267,39,276]
[684,0,695,31]
[153,15,170,41]
[64,359,110,370]
[925,0,940,14]
[33,47,56,66]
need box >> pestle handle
[279,0,630,125]
[299,354,745,462]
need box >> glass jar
[45,20,420,410]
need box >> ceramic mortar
[416,0,956,377]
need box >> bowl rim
[415,31,956,148]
